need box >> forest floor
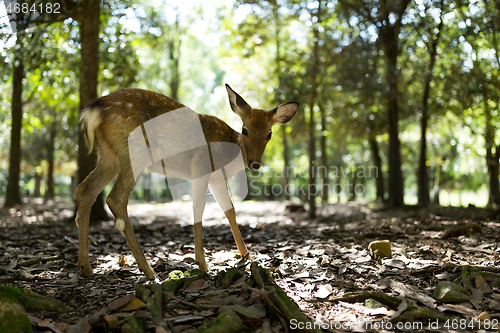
[1,197,499,332]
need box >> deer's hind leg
[106,164,156,280]
[76,153,118,277]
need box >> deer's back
[82,88,242,181]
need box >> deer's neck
[199,114,240,145]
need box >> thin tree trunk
[487,147,500,205]
[77,0,109,221]
[369,136,385,200]
[45,121,56,199]
[381,29,404,207]
[169,49,179,101]
[418,107,430,205]
[432,160,441,204]
[418,0,444,206]
[268,178,275,201]
[282,125,290,200]
[143,172,152,202]
[485,88,500,205]
[307,1,321,218]
[350,168,357,201]
[70,175,77,199]
[4,37,24,208]
[486,2,500,206]
[336,172,341,203]
[34,171,42,197]
[307,91,317,216]
[320,104,328,204]
[168,12,181,101]
[274,7,290,201]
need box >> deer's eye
[267,132,272,140]
[242,128,248,136]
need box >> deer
[76,84,300,280]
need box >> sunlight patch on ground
[126,201,290,226]
[207,250,271,272]
[98,254,127,271]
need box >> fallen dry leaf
[115,298,146,312]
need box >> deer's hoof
[80,264,93,277]
[198,262,208,272]
[144,269,157,280]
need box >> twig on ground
[18,257,42,267]
[163,291,220,310]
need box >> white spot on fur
[116,218,126,234]
[80,108,102,154]
[126,103,133,108]
[113,101,121,106]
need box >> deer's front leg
[192,176,209,272]
[210,179,250,260]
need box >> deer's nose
[249,161,261,171]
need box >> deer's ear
[225,84,251,118]
[271,102,300,125]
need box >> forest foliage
[0,0,499,212]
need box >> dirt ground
[1,197,499,332]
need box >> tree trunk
[168,13,181,101]
[70,175,77,199]
[169,47,179,101]
[4,38,24,208]
[320,104,328,204]
[268,178,275,201]
[307,1,321,218]
[487,147,500,206]
[381,29,404,207]
[484,11,500,206]
[432,161,441,205]
[307,97,317,217]
[274,10,290,202]
[489,0,500,206]
[282,125,290,200]
[418,1,443,207]
[143,172,152,202]
[369,136,385,200]
[77,0,109,221]
[34,171,42,197]
[350,169,357,201]
[336,171,341,203]
[45,121,56,200]
[485,88,500,205]
[418,106,430,206]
